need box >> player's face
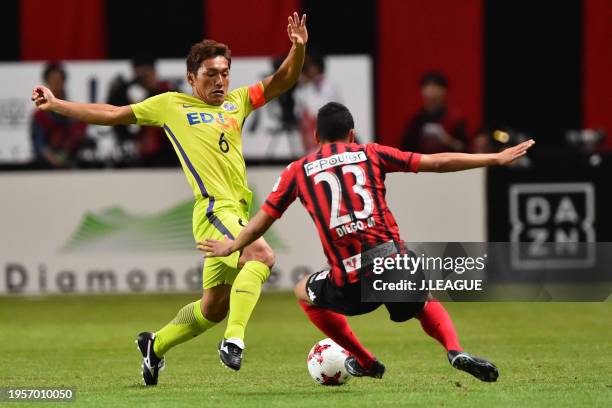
[190,56,230,106]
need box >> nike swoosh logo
[238,218,246,227]
[143,339,154,374]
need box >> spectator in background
[401,71,468,153]
[31,62,87,168]
[294,48,342,153]
[107,55,178,167]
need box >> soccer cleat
[448,350,498,382]
[344,356,386,379]
[218,339,244,371]
[136,332,165,386]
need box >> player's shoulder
[161,92,211,114]
[162,91,194,103]
[357,142,382,156]
[284,156,314,179]
[226,86,248,101]
[219,87,248,111]
[361,142,399,154]
[284,159,302,174]
[139,91,181,106]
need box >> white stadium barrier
[0,168,485,294]
[0,56,372,163]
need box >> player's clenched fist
[31,85,56,111]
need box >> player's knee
[247,242,276,269]
[294,276,310,301]
[293,282,302,299]
[260,246,276,268]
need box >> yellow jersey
[131,84,265,214]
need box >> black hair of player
[42,62,66,82]
[420,71,448,88]
[317,102,355,142]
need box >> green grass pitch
[1,293,610,407]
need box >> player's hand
[31,86,56,111]
[496,139,535,165]
[197,237,235,258]
[287,12,308,46]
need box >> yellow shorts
[193,198,249,289]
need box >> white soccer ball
[307,338,351,385]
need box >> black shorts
[305,270,427,322]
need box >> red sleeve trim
[262,202,282,219]
[409,153,422,173]
[248,82,266,110]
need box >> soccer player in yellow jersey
[31,12,308,385]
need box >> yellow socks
[223,261,270,342]
[153,261,270,356]
[153,299,216,357]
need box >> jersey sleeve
[247,82,266,110]
[130,92,170,127]
[229,82,266,119]
[262,163,298,219]
[368,143,422,173]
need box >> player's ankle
[357,356,375,370]
[224,337,245,349]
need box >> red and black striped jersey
[262,142,421,286]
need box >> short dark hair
[42,61,66,82]
[186,39,231,75]
[420,71,448,88]
[316,102,354,142]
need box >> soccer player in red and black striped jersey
[200,102,535,382]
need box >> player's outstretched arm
[419,139,535,172]
[261,12,308,101]
[198,210,277,258]
[31,85,136,126]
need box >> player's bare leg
[416,297,499,382]
[294,274,385,379]
[137,284,231,385]
[218,237,274,370]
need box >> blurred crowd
[29,53,606,170]
[31,58,180,169]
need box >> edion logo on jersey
[509,183,595,269]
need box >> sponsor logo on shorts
[307,286,317,301]
[342,254,362,273]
